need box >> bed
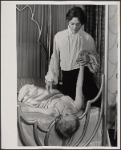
[17,75,109,147]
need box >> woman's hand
[80,54,90,65]
[46,81,53,93]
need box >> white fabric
[18,84,78,115]
[45,26,97,84]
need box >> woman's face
[68,17,82,34]
[61,108,76,123]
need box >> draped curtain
[84,5,105,87]
[16,5,76,80]
[16,5,49,78]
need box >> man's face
[68,17,82,34]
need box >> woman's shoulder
[61,96,77,110]
[62,96,85,113]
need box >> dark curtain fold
[84,5,105,87]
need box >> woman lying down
[18,66,86,139]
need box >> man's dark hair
[66,7,87,25]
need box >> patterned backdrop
[107,5,118,130]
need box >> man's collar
[67,25,82,35]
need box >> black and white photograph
[1,1,120,149]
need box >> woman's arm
[74,66,84,111]
[45,35,60,85]
[21,106,59,117]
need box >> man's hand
[46,81,53,93]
